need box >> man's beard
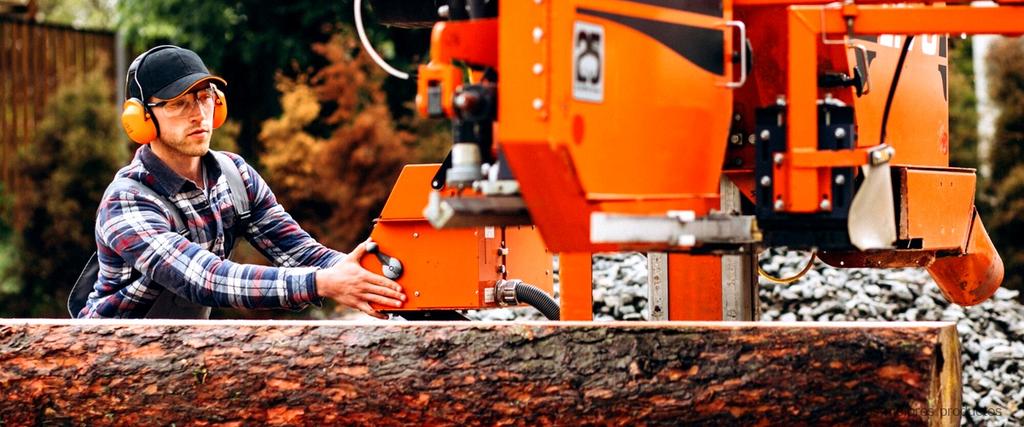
[161,130,211,157]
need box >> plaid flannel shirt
[79,145,343,318]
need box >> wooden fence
[0,17,117,193]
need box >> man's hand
[316,240,406,319]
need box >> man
[79,45,405,318]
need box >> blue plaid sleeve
[97,188,321,311]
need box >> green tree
[984,36,1024,298]
[3,64,128,317]
[34,0,116,30]
[948,38,979,170]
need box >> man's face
[149,84,215,156]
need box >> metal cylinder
[446,142,483,186]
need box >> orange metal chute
[928,211,1004,306]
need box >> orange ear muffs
[212,87,227,129]
[121,98,158,144]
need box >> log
[0,320,960,426]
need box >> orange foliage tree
[260,31,446,251]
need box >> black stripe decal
[938,64,948,101]
[621,0,723,18]
[577,8,725,76]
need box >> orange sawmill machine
[355,0,1023,321]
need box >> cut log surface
[0,320,960,426]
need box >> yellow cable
[756,251,817,284]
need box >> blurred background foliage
[4,63,128,317]
[0,0,1022,317]
[983,37,1024,295]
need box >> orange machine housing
[361,165,554,312]
[403,0,1019,309]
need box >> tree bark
[0,320,960,426]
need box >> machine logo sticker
[573,21,604,103]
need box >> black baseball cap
[129,45,227,101]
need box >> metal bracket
[646,252,669,321]
[852,44,872,96]
[720,20,748,88]
[868,144,895,166]
[473,179,521,196]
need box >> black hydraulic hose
[515,282,561,320]
[879,35,914,146]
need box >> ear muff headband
[122,45,176,144]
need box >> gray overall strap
[211,151,251,222]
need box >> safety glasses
[147,84,217,118]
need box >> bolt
[498,247,509,256]
[532,63,543,75]
[532,98,544,110]
[497,265,507,274]
[773,153,784,165]
[437,5,449,18]
[734,114,741,121]
[760,176,772,187]
[820,199,832,210]
[532,27,544,43]
[835,174,846,185]
[776,95,787,106]
[774,199,785,211]
[834,127,847,139]
[414,291,421,297]
[748,134,756,144]
[760,129,771,141]
[413,232,419,238]
[534,0,542,4]
[730,134,741,145]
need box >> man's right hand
[315,241,406,319]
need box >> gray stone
[914,295,936,311]
[994,287,1020,301]
[864,284,881,296]
[981,338,1008,350]
[904,308,919,322]
[989,345,1016,362]
[887,282,915,301]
